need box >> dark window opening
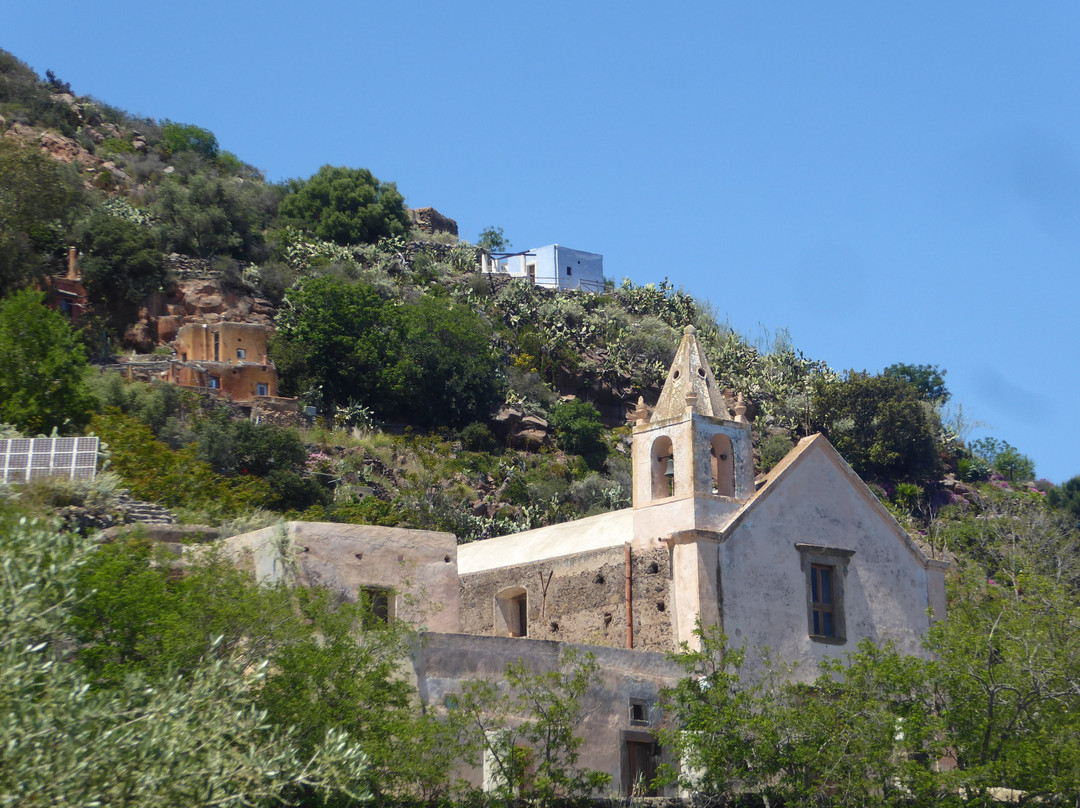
[811,564,835,637]
[360,586,392,627]
[629,698,649,726]
[513,594,528,637]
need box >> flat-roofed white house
[483,244,605,292]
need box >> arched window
[710,434,735,497]
[495,586,529,637]
[651,436,674,500]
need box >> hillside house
[44,247,90,323]
[165,322,278,401]
[219,325,947,796]
[482,244,605,292]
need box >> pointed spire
[652,325,732,422]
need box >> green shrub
[100,137,135,154]
[277,165,409,247]
[159,120,218,159]
[460,422,496,452]
[969,437,1035,483]
[0,290,96,434]
[89,410,269,518]
[758,432,794,473]
[957,456,989,483]
[549,399,606,464]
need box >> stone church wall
[458,544,674,651]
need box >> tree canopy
[0,139,86,294]
[78,212,164,333]
[811,370,943,482]
[278,165,410,246]
[0,290,95,434]
[272,277,503,427]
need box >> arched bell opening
[710,434,735,497]
[651,436,675,500]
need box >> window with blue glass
[796,543,853,645]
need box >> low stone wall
[459,544,674,651]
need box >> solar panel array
[0,437,99,483]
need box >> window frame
[795,543,854,645]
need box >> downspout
[625,541,633,649]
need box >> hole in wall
[444,555,451,563]
[594,573,605,584]
[672,370,680,379]
[603,612,612,626]
[549,621,559,632]
[646,561,659,574]
[656,601,666,612]
[698,367,706,377]
[355,553,364,561]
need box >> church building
[221,324,948,795]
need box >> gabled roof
[652,325,731,421]
[721,434,938,568]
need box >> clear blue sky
[6,2,1078,482]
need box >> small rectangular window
[796,543,853,644]
[208,376,220,390]
[237,348,246,359]
[256,383,268,396]
[360,586,393,627]
[629,698,649,726]
[566,266,573,276]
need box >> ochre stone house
[165,321,278,400]
[221,325,948,796]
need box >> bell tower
[629,326,754,646]
[631,325,754,535]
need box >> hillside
[1,47,1073,540]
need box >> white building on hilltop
[481,244,605,292]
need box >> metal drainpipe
[625,542,633,649]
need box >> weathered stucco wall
[719,442,938,680]
[176,321,269,363]
[219,521,460,632]
[413,633,682,797]
[459,545,674,651]
[171,360,277,398]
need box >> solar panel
[0,436,99,483]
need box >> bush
[811,371,943,483]
[0,290,96,433]
[758,432,794,474]
[460,422,496,452]
[278,165,410,247]
[78,212,164,333]
[969,437,1036,483]
[159,120,218,159]
[549,399,606,463]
